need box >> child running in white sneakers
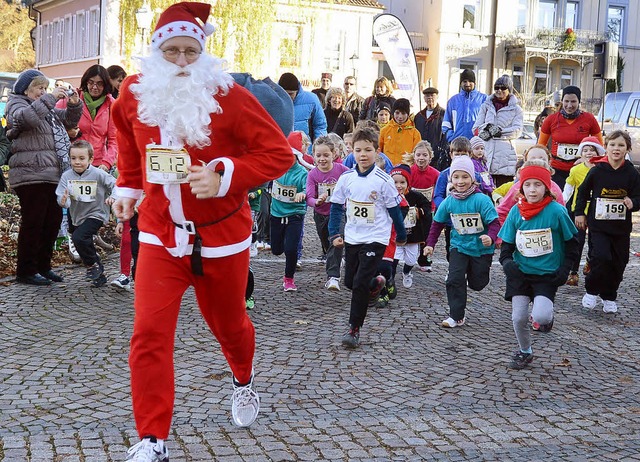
[56,140,115,287]
[306,136,349,290]
[270,154,307,292]
[390,164,431,289]
[498,160,579,369]
[329,128,407,348]
[424,155,499,328]
[574,130,640,313]
[561,136,604,285]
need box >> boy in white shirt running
[329,128,407,348]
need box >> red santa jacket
[112,75,294,258]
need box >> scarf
[560,108,582,120]
[83,92,106,120]
[448,183,478,200]
[46,111,71,174]
[516,195,553,220]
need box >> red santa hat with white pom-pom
[151,1,216,50]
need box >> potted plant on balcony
[559,28,577,51]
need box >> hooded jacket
[379,119,422,166]
[292,84,327,143]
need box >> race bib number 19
[146,145,191,184]
[595,197,626,220]
[69,180,97,202]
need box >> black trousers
[446,249,492,321]
[270,214,304,278]
[585,231,630,301]
[551,168,570,190]
[256,190,272,244]
[14,183,62,277]
[70,218,103,266]
[344,242,386,328]
[130,213,140,279]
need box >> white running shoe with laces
[249,241,258,257]
[402,272,413,288]
[126,437,168,461]
[231,371,260,427]
[325,277,340,291]
[582,293,598,309]
[111,274,131,291]
[67,235,81,263]
[602,300,618,313]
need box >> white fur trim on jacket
[139,232,252,258]
[207,157,234,197]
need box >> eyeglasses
[87,80,104,89]
[161,47,202,62]
[494,86,508,91]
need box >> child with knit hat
[561,136,605,285]
[469,136,495,194]
[424,156,500,328]
[498,159,579,369]
[389,164,431,290]
[379,98,421,165]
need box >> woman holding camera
[6,69,82,285]
[57,65,117,172]
[473,75,523,187]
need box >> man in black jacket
[413,87,448,170]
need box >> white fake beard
[130,51,234,148]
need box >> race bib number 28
[347,199,375,225]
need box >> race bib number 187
[450,213,484,235]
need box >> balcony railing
[504,26,608,54]
[372,31,427,51]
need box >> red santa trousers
[130,243,255,439]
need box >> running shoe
[376,294,389,308]
[368,275,386,306]
[110,274,131,291]
[602,300,618,313]
[249,241,258,257]
[325,277,340,291]
[441,317,465,328]
[342,326,360,349]
[566,273,579,286]
[582,293,598,309]
[283,277,297,292]
[126,437,168,461]
[245,296,255,310]
[509,351,534,370]
[387,279,397,300]
[402,271,413,288]
[231,371,260,427]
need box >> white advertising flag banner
[372,14,421,113]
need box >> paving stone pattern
[1,214,639,461]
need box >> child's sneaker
[110,273,131,291]
[325,277,340,291]
[387,279,397,300]
[245,296,255,310]
[441,317,465,328]
[509,351,534,370]
[375,294,389,308]
[368,275,386,306]
[126,436,169,461]
[249,241,258,257]
[67,235,82,263]
[341,326,360,348]
[263,242,271,251]
[231,371,260,427]
[86,262,104,281]
[402,271,413,288]
[91,274,107,288]
[283,277,297,292]
[566,272,579,286]
[582,293,598,309]
[256,241,265,250]
[602,300,618,313]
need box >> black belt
[174,200,245,276]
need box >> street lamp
[135,3,154,54]
[350,53,360,77]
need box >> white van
[597,91,640,166]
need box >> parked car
[513,122,536,158]
[597,91,640,167]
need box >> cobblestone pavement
[1,214,640,461]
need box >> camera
[65,89,74,97]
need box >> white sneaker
[441,317,466,328]
[402,272,413,288]
[602,300,618,313]
[67,235,81,263]
[256,241,265,250]
[325,277,340,291]
[126,437,168,461]
[249,241,258,257]
[263,243,271,251]
[582,293,598,309]
[231,371,260,427]
[110,274,131,291]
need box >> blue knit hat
[232,73,294,136]
[13,69,45,95]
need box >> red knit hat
[390,164,412,189]
[519,165,551,191]
[151,2,216,50]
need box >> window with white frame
[513,65,524,93]
[565,1,579,29]
[607,6,625,44]
[463,1,482,30]
[517,0,529,31]
[323,30,343,72]
[537,0,557,29]
[534,66,547,93]
[560,68,573,88]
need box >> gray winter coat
[472,94,523,177]
[6,93,82,188]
